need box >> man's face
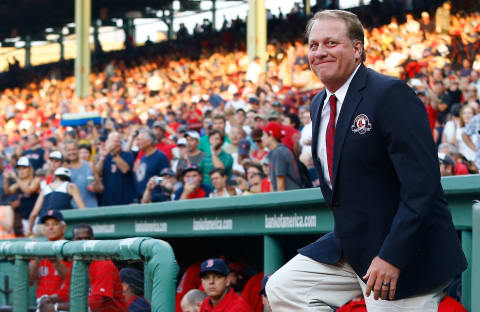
[153,127,165,140]
[308,18,362,92]
[137,133,153,151]
[261,132,273,150]
[180,302,197,312]
[65,143,79,162]
[73,228,94,241]
[229,128,244,145]
[43,218,65,241]
[186,136,199,152]
[201,272,229,298]
[209,133,223,151]
[48,158,63,171]
[184,171,201,186]
[247,167,262,185]
[210,172,226,190]
[27,134,37,147]
[212,119,225,131]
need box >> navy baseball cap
[260,275,271,295]
[160,168,175,177]
[40,209,64,224]
[200,258,230,278]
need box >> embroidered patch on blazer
[351,114,372,134]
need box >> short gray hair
[182,289,207,306]
[306,10,366,62]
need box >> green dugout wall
[59,174,480,311]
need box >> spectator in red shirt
[29,210,71,298]
[241,272,264,312]
[152,120,176,161]
[199,258,252,312]
[174,166,212,200]
[38,223,127,312]
[176,262,202,312]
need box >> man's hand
[363,256,400,300]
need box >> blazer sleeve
[376,80,442,269]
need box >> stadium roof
[0,0,218,44]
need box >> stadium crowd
[0,1,478,311]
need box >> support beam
[472,203,480,312]
[74,0,92,99]
[59,32,65,62]
[212,0,217,31]
[247,0,266,64]
[461,230,472,311]
[168,10,174,40]
[304,0,311,15]
[264,235,283,275]
[25,36,31,68]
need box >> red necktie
[326,94,337,185]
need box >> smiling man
[265,10,466,312]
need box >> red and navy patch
[351,114,372,134]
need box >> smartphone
[154,177,163,184]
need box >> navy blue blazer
[298,64,467,300]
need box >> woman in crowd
[27,167,85,236]
[3,157,40,236]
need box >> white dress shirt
[317,64,361,189]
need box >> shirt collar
[325,64,361,105]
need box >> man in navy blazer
[265,10,467,312]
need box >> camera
[154,177,163,184]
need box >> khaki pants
[266,254,445,312]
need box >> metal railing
[0,238,178,312]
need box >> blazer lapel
[311,89,327,163]
[331,65,368,190]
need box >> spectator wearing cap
[209,168,241,198]
[439,153,455,176]
[4,156,41,236]
[96,132,135,206]
[199,115,230,155]
[64,139,102,208]
[151,120,177,161]
[198,130,233,187]
[146,108,158,128]
[199,258,253,312]
[261,122,302,191]
[141,168,177,203]
[40,223,127,312]
[134,128,170,201]
[237,139,251,169]
[23,133,45,171]
[177,131,206,174]
[28,167,85,236]
[174,165,212,200]
[120,267,151,312]
[45,151,64,184]
[180,289,206,312]
[29,210,71,299]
